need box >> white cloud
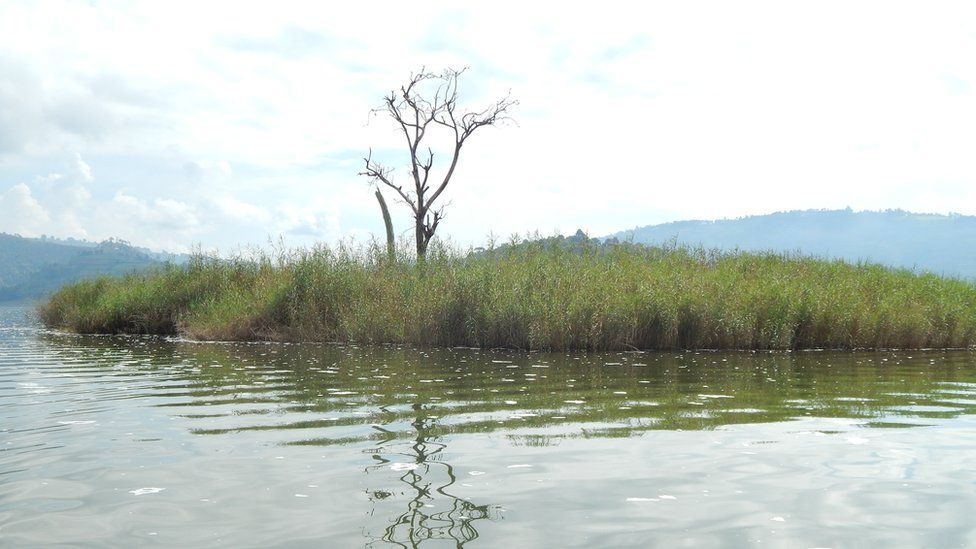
[0,183,51,236]
[212,195,270,224]
[184,160,232,184]
[73,153,93,182]
[36,173,64,184]
[152,198,200,229]
[275,202,340,239]
[110,192,199,231]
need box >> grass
[37,238,976,351]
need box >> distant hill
[0,233,185,302]
[605,209,976,279]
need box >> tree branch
[359,149,417,214]
[358,67,516,257]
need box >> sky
[2,1,975,253]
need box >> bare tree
[360,68,516,258]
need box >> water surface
[3,306,976,547]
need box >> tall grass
[37,240,976,350]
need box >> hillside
[0,234,180,302]
[606,209,976,279]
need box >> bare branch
[459,93,518,143]
[359,149,417,214]
[420,147,434,193]
[358,67,516,257]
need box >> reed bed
[37,240,976,351]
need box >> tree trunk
[374,189,395,261]
[415,217,428,259]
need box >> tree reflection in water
[365,403,500,548]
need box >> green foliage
[38,240,976,350]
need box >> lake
[3,305,976,547]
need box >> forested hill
[0,233,182,302]
[605,209,976,279]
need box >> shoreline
[41,327,976,353]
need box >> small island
[38,234,976,350]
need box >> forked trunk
[415,219,428,259]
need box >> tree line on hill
[0,233,183,302]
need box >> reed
[37,239,976,351]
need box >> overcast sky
[2,1,975,252]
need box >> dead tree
[360,68,516,258]
[374,188,395,261]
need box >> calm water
[3,306,976,547]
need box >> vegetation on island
[37,235,976,351]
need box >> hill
[606,209,976,279]
[0,233,182,302]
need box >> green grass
[37,239,976,350]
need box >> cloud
[35,172,64,184]
[184,160,232,184]
[111,192,200,231]
[0,58,45,156]
[275,203,339,238]
[74,153,94,182]
[598,35,652,62]
[0,54,163,159]
[50,95,117,139]
[218,25,342,58]
[153,198,200,229]
[0,184,51,236]
[212,195,271,224]
[2,2,976,252]
[84,73,165,109]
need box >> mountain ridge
[604,208,976,279]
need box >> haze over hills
[0,234,185,302]
[605,209,976,279]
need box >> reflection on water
[3,306,976,547]
[364,410,499,548]
[40,336,976,445]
